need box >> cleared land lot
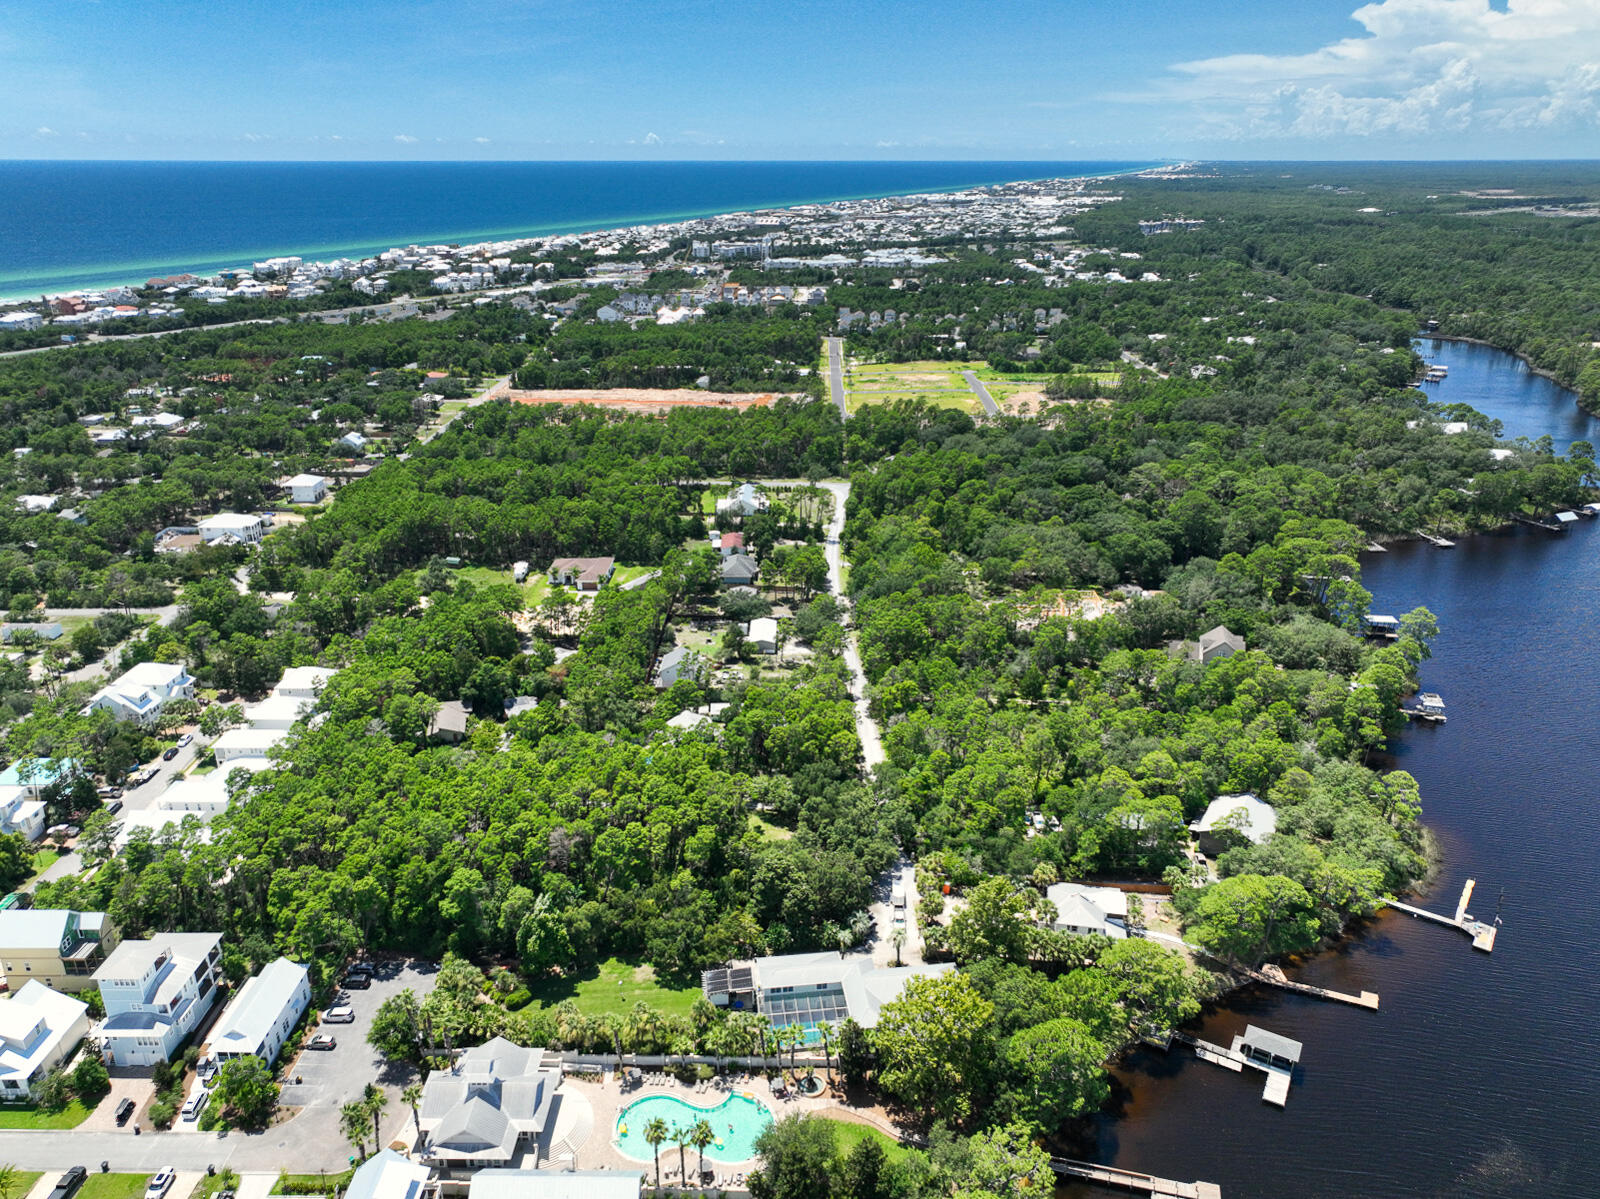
[505,387,801,414]
[845,359,1119,416]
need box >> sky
[1,0,1597,160]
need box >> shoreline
[0,160,1167,304]
[1419,331,1585,401]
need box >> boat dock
[1415,530,1456,547]
[1384,878,1499,952]
[1170,1028,1301,1107]
[1234,962,1380,1010]
[1050,1158,1221,1198]
[1511,513,1566,533]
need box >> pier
[1169,1027,1301,1107]
[1415,530,1456,547]
[1050,1158,1221,1198]
[1511,513,1565,533]
[1233,962,1380,1009]
[1384,878,1499,952]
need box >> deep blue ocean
[0,159,1148,298]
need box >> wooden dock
[1234,963,1380,1010]
[1415,530,1456,547]
[1511,513,1565,533]
[1385,878,1498,952]
[1050,1158,1221,1198]
[1171,1032,1297,1106]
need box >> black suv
[48,1167,87,1199]
[114,1097,136,1125]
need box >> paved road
[960,369,1000,416]
[825,337,846,418]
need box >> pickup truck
[46,1167,87,1199]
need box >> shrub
[71,1055,110,1100]
[503,988,532,1011]
[148,1098,177,1128]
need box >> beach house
[93,932,223,1065]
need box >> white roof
[285,473,327,487]
[95,932,220,984]
[1047,883,1129,938]
[116,661,190,690]
[666,709,712,730]
[245,693,313,726]
[0,981,87,1080]
[209,957,308,1055]
[747,617,779,643]
[215,726,287,755]
[199,512,267,531]
[471,1171,642,1199]
[346,1151,432,1199]
[1190,794,1278,844]
[154,759,273,812]
[275,665,336,695]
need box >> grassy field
[0,1098,92,1129]
[524,956,700,1019]
[75,1175,152,1199]
[26,846,60,881]
[749,815,794,842]
[610,564,655,587]
[824,1119,918,1164]
[844,360,985,416]
[6,1174,41,1197]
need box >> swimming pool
[614,1092,774,1165]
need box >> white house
[746,617,779,654]
[244,693,313,730]
[198,512,271,545]
[1190,793,1278,856]
[472,1170,643,1199]
[93,932,223,1065]
[1046,882,1129,940]
[344,1151,433,1199]
[284,473,329,504]
[702,952,954,1041]
[213,726,287,764]
[207,957,310,1066]
[0,312,43,332]
[337,431,368,453]
[273,665,337,699]
[0,981,90,1100]
[418,1038,563,1168]
[653,646,708,690]
[715,483,768,517]
[85,662,196,725]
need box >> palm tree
[816,1021,834,1079]
[673,1124,690,1184]
[644,1117,669,1191]
[0,1164,19,1199]
[784,1023,805,1074]
[340,1100,369,1159]
[690,1118,714,1180]
[363,1083,388,1150]
[401,1082,424,1141]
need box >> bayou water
[1078,340,1600,1199]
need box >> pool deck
[561,1069,893,1181]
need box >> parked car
[180,1090,209,1120]
[46,1167,87,1199]
[105,800,123,816]
[162,747,179,761]
[146,1170,177,1199]
[114,1097,136,1125]
[341,973,371,990]
[307,1033,337,1050]
[177,733,194,747]
[197,1056,219,1082]
[322,1005,355,1024]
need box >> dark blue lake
[1078,344,1600,1198]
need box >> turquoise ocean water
[0,160,1151,298]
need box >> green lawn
[77,1176,157,1199]
[27,846,60,880]
[610,564,655,587]
[524,956,700,1020]
[750,815,793,842]
[8,1173,41,1198]
[0,1098,92,1129]
[824,1119,917,1164]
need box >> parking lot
[277,958,439,1115]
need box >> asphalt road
[825,337,846,418]
[960,369,1000,416]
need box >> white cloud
[642,131,662,145]
[473,136,491,144]
[1166,0,1600,140]
[394,133,419,144]
[34,126,55,137]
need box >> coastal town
[0,150,1590,1199]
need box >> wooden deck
[1385,878,1499,953]
[1236,963,1380,1010]
[1172,1032,1297,1106]
[1050,1158,1222,1198]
